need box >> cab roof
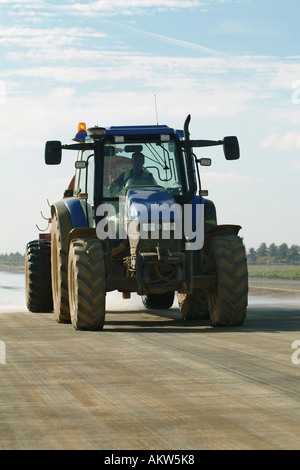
[106,125,184,138]
[73,123,184,142]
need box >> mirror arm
[62,143,94,151]
[181,139,223,149]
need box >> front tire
[178,289,209,320]
[142,292,174,310]
[68,237,106,330]
[207,235,248,326]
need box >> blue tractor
[25,115,248,330]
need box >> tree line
[247,243,300,265]
[0,252,25,266]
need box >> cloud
[261,132,300,150]
[1,55,258,120]
[268,64,300,90]
[1,51,285,86]
[67,0,207,16]
[2,46,291,128]
[0,26,107,49]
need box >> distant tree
[278,243,289,262]
[247,248,257,264]
[256,242,268,258]
[245,243,300,265]
[268,243,278,260]
[288,245,300,264]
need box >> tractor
[25,115,248,330]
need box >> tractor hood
[126,187,180,223]
[124,186,205,250]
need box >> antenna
[154,94,159,125]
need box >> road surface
[0,280,300,450]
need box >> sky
[0,0,299,254]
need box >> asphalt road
[1,285,300,450]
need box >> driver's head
[132,152,144,175]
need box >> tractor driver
[108,152,157,195]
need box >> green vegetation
[0,252,25,268]
[248,265,300,280]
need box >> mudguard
[51,198,87,252]
[63,198,87,228]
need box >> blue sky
[0,0,300,254]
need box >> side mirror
[223,136,239,160]
[45,141,62,165]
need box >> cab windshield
[102,137,186,198]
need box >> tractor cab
[68,122,198,237]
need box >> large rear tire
[207,235,248,326]
[25,239,53,313]
[51,212,71,323]
[68,237,106,330]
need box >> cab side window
[76,165,87,195]
[74,151,87,195]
